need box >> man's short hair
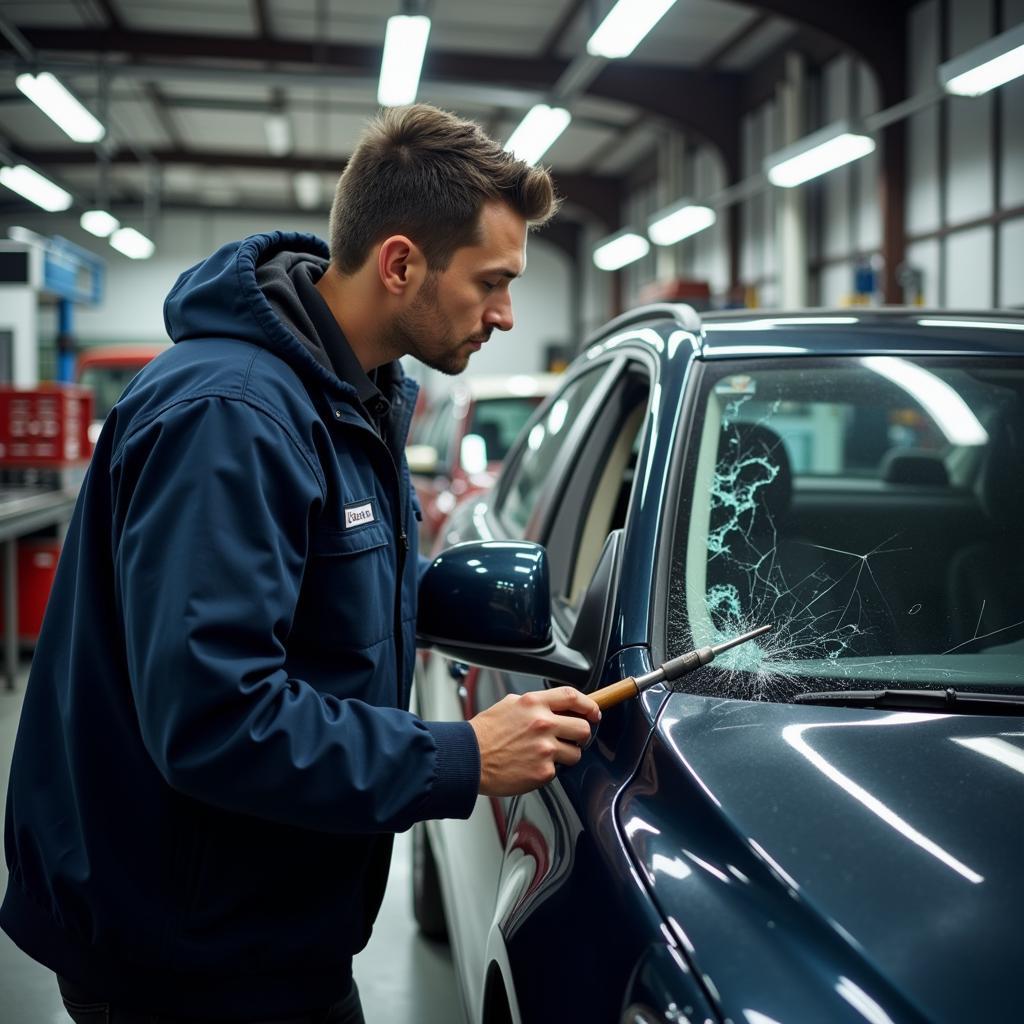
[329,104,560,274]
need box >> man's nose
[484,294,514,332]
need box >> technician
[1,104,600,1023]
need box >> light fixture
[939,21,1024,96]
[0,164,72,212]
[110,227,155,260]
[504,104,571,166]
[593,229,650,271]
[264,113,292,156]
[648,200,716,246]
[587,0,678,59]
[15,72,105,143]
[764,120,875,188]
[294,171,322,209]
[377,14,431,106]
[80,210,120,238]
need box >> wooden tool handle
[590,677,640,711]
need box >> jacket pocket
[312,520,389,556]
[299,521,394,658]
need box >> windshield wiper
[793,687,1024,714]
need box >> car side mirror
[416,533,623,689]
[417,540,552,650]
[406,444,439,475]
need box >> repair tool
[589,624,773,710]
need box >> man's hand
[469,687,602,797]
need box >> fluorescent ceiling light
[294,171,322,209]
[264,113,292,156]
[765,120,875,188]
[861,356,988,447]
[378,15,431,106]
[940,22,1024,96]
[504,104,571,166]
[110,227,155,260]
[0,164,72,212]
[15,72,105,143]
[648,200,716,246]
[587,0,678,59]
[80,209,120,238]
[593,230,650,271]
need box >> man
[1,104,600,1023]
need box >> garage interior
[0,0,1021,1020]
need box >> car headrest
[979,408,1024,533]
[880,449,950,486]
[715,422,793,532]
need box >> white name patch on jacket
[344,501,375,529]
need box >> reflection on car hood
[619,693,1024,1022]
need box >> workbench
[0,487,77,690]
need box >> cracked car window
[668,358,1024,701]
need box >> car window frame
[541,354,656,636]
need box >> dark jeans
[57,976,365,1024]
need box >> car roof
[584,305,1024,360]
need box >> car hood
[619,693,1024,1022]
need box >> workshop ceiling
[0,0,914,225]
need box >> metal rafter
[700,12,770,69]
[741,0,913,104]
[17,145,624,227]
[539,0,590,61]
[253,0,272,40]
[10,26,743,176]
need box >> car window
[667,357,1024,701]
[465,396,544,466]
[498,367,606,538]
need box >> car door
[418,348,671,1022]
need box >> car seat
[946,409,1024,650]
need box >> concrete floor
[0,663,464,1023]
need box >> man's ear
[378,235,425,296]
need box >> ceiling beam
[14,28,562,87]
[9,25,743,178]
[19,145,624,227]
[252,0,272,40]
[700,12,770,69]
[539,0,589,61]
[742,0,913,103]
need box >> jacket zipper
[330,395,415,707]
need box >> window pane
[466,396,544,466]
[500,368,605,538]
[671,357,1024,700]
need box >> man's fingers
[541,685,602,721]
[553,739,585,766]
[552,714,595,746]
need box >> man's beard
[391,274,490,376]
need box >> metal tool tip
[709,623,773,657]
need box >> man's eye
[482,280,498,292]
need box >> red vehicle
[76,344,167,446]
[406,373,559,552]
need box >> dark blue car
[414,306,1024,1024]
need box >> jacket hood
[163,231,345,393]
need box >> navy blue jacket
[1,232,480,1018]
